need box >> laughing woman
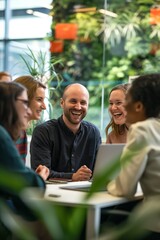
[105,83,130,143]
[14,75,46,162]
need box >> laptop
[60,143,125,192]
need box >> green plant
[0,154,159,240]
[98,11,142,46]
[19,46,64,134]
[20,46,62,84]
[49,0,160,91]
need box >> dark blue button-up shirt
[31,116,101,179]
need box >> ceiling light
[26,10,51,18]
[72,6,117,17]
[98,9,118,18]
[26,9,33,14]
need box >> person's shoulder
[82,120,100,131]
[131,118,158,130]
[128,119,160,146]
[139,118,160,131]
[129,118,160,139]
[0,125,9,137]
[107,129,114,136]
[106,130,115,139]
[148,118,160,125]
[106,130,122,144]
[34,118,59,130]
[0,125,12,143]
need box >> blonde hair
[14,75,46,105]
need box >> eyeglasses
[16,98,29,108]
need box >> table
[45,181,143,240]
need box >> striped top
[15,130,27,163]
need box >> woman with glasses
[0,81,50,238]
[14,75,46,163]
[0,81,49,180]
[105,83,130,143]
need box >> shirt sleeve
[0,127,45,195]
[30,124,73,179]
[30,124,51,170]
[107,124,149,198]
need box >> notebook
[60,143,125,192]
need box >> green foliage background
[49,0,160,107]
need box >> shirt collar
[59,115,82,135]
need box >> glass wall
[7,40,50,78]
[0,0,51,75]
[8,0,51,39]
[2,0,158,140]
[0,0,110,140]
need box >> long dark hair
[0,82,26,140]
[105,83,130,138]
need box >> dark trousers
[100,199,160,240]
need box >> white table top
[45,181,143,208]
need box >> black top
[31,116,101,179]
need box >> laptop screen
[59,144,125,192]
[92,143,125,180]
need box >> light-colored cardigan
[107,118,160,232]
